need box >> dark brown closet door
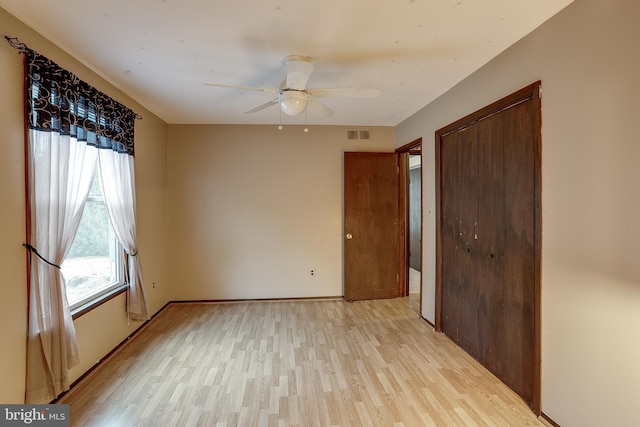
[441,124,479,357]
[476,99,536,404]
[476,113,506,380]
[437,82,541,413]
[498,100,536,404]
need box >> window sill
[71,284,128,320]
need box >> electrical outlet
[310,269,316,277]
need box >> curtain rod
[3,35,143,120]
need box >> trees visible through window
[61,168,124,310]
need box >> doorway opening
[397,138,423,316]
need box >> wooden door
[436,82,541,413]
[344,152,399,301]
[441,124,479,357]
[476,111,507,380]
[491,100,536,404]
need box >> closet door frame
[434,81,542,414]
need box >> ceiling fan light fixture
[280,90,308,116]
[205,55,378,118]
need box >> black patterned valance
[26,49,136,156]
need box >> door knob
[465,248,470,253]
[346,233,353,240]
[489,253,495,258]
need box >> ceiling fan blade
[204,83,278,94]
[308,97,335,117]
[307,88,381,98]
[286,59,314,90]
[244,98,279,113]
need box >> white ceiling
[1,0,573,126]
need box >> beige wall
[0,7,170,401]
[395,0,640,425]
[0,9,28,404]
[167,125,395,300]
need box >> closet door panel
[477,114,506,379]
[440,130,462,344]
[441,125,479,356]
[501,100,536,404]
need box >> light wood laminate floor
[59,296,543,426]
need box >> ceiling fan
[204,55,381,117]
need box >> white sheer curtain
[26,130,97,403]
[98,149,149,321]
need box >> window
[61,168,125,311]
[20,44,148,403]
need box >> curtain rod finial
[3,35,28,52]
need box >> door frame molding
[434,81,542,414]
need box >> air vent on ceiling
[347,129,372,141]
